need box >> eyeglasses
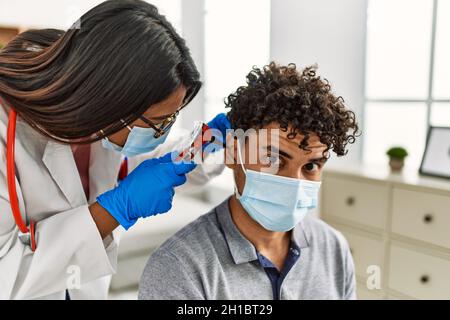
[138,109,180,138]
[136,84,201,138]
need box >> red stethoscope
[6,109,129,252]
[6,109,37,251]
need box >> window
[433,0,450,99]
[363,0,450,170]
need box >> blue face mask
[235,140,321,232]
[101,123,171,157]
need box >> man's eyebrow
[309,156,328,163]
[265,145,293,159]
[265,145,328,162]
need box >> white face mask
[101,123,171,157]
[235,139,322,232]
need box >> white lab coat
[0,103,224,300]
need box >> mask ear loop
[234,138,247,199]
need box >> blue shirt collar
[215,197,310,265]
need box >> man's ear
[224,132,238,169]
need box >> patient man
[139,63,359,300]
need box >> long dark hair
[0,0,201,143]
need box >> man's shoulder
[300,215,350,252]
[139,205,223,300]
[150,205,222,260]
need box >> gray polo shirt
[139,197,356,300]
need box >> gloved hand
[97,153,196,230]
[206,113,231,152]
[207,113,231,139]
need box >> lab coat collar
[42,139,122,208]
[88,140,123,202]
[215,196,309,265]
[42,140,87,208]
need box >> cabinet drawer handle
[420,275,430,284]
[346,196,355,206]
[423,213,434,224]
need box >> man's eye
[304,162,319,172]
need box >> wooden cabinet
[388,245,450,299]
[333,226,384,280]
[391,188,450,249]
[321,165,450,300]
[323,176,389,229]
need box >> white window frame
[362,0,449,164]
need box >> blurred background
[1,0,449,300]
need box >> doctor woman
[0,0,229,299]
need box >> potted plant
[386,146,408,172]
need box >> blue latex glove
[207,113,231,139]
[97,153,196,230]
[206,113,231,152]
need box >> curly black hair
[225,62,360,156]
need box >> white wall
[180,0,205,128]
[270,0,368,165]
[0,0,104,29]
[0,0,181,30]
